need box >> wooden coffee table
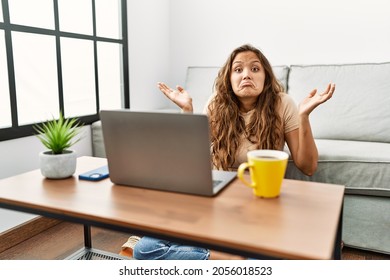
[0,156,344,259]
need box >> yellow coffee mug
[237,150,288,198]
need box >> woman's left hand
[299,83,335,116]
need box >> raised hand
[157,82,193,113]
[298,83,335,116]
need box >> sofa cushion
[91,121,106,158]
[185,65,289,113]
[287,63,390,143]
[285,139,390,197]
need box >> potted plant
[34,113,83,179]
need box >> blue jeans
[133,236,210,260]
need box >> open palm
[299,83,335,116]
[158,82,193,112]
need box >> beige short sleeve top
[204,92,299,169]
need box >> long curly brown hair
[208,44,284,170]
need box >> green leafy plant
[34,113,83,155]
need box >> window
[0,0,129,140]
[0,2,3,22]
[12,32,59,125]
[8,0,55,29]
[0,30,11,129]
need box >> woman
[125,44,335,260]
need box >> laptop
[100,110,237,196]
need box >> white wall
[128,0,172,110]
[169,0,390,87]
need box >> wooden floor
[0,221,129,260]
[0,221,389,260]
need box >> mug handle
[237,162,255,189]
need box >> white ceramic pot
[39,150,77,179]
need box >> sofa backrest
[185,66,289,113]
[287,63,390,142]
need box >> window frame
[0,0,129,141]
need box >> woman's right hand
[157,82,193,113]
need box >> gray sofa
[92,62,390,255]
[284,63,390,255]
